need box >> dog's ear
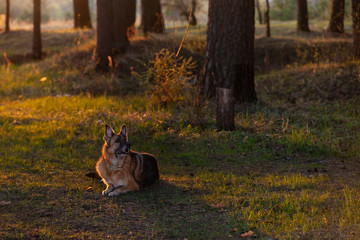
[120,124,128,141]
[104,124,114,145]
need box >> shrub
[143,48,196,107]
[140,48,208,128]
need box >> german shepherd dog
[96,124,159,196]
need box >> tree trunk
[126,0,136,37]
[202,0,257,103]
[113,0,129,53]
[33,0,42,60]
[5,0,10,32]
[112,0,136,53]
[352,0,360,58]
[141,0,164,34]
[328,0,345,33]
[190,0,197,26]
[216,88,235,131]
[73,0,92,29]
[96,0,114,71]
[297,0,310,32]
[265,0,271,37]
[177,0,198,26]
[255,0,263,24]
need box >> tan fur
[96,137,139,196]
[96,124,159,196]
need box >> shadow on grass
[255,36,352,71]
[0,175,260,239]
[0,30,95,65]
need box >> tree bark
[73,0,92,29]
[255,0,263,25]
[216,88,235,131]
[113,0,129,53]
[202,0,257,103]
[5,0,10,32]
[296,0,310,32]
[265,0,271,37]
[33,0,42,60]
[190,0,197,26]
[352,0,360,58]
[328,0,345,33]
[96,0,114,71]
[141,0,164,34]
[112,0,136,53]
[126,0,136,37]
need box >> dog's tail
[85,171,102,180]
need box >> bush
[139,48,208,128]
[142,48,196,107]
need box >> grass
[1,22,360,239]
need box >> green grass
[1,23,360,239]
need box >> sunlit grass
[0,23,360,239]
[166,168,360,239]
[0,94,359,238]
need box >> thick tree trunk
[112,0,136,53]
[328,0,345,33]
[265,0,271,37]
[202,0,257,103]
[96,0,114,71]
[32,0,42,60]
[141,0,164,33]
[5,0,10,32]
[352,0,360,58]
[73,0,92,29]
[297,0,310,32]
[113,0,129,53]
[255,0,263,25]
[216,88,235,131]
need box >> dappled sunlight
[159,168,357,239]
[1,6,360,237]
[181,170,344,238]
[236,111,275,134]
[122,110,171,128]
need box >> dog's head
[104,124,132,157]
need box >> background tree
[265,0,270,37]
[126,0,136,37]
[175,0,198,26]
[141,0,164,33]
[5,0,10,32]
[73,0,92,29]
[328,0,345,33]
[256,0,263,24]
[296,0,310,32]
[202,0,257,103]
[96,0,113,71]
[112,0,136,53]
[352,0,360,58]
[33,0,42,59]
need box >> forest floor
[0,21,359,239]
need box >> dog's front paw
[108,191,120,197]
[102,184,115,196]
